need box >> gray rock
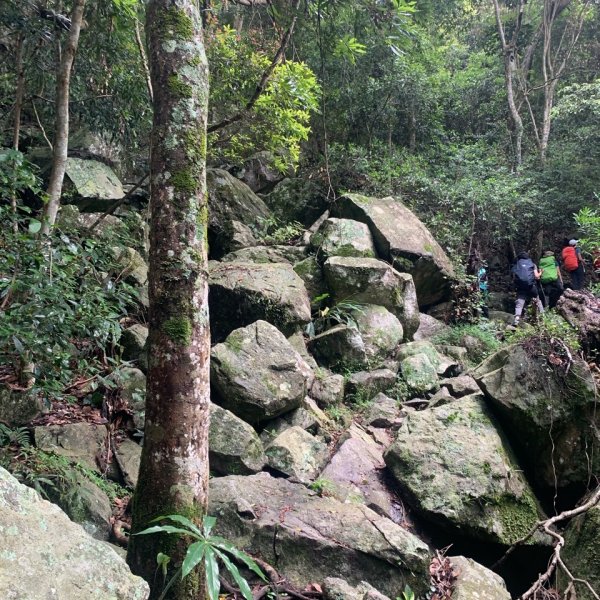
[209,472,431,597]
[427,386,453,407]
[0,467,149,599]
[287,331,319,372]
[238,151,286,192]
[363,393,400,428]
[311,372,345,406]
[264,177,328,227]
[320,425,395,519]
[330,194,455,308]
[34,423,106,472]
[114,438,142,488]
[230,219,259,250]
[440,375,480,398]
[120,324,148,364]
[310,218,376,260]
[450,556,511,600]
[435,344,468,365]
[111,246,149,307]
[293,255,327,300]
[385,394,544,545]
[110,367,146,430]
[473,344,599,488]
[346,369,397,400]
[400,353,439,395]
[207,168,271,259]
[414,313,449,341]
[211,321,311,423]
[322,577,392,600]
[222,245,307,265]
[209,261,311,341]
[265,426,329,483]
[323,256,420,339]
[209,404,266,475]
[307,325,367,369]
[0,386,43,426]
[353,305,404,366]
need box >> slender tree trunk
[40,0,86,236]
[12,33,25,151]
[127,2,210,599]
[134,17,153,102]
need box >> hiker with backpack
[476,261,489,318]
[512,251,544,326]
[561,239,585,290]
[539,250,564,308]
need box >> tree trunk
[12,32,25,151]
[126,2,210,599]
[40,0,86,236]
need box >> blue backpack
[513,258,535,287]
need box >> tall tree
[126,1,211,599]
[40,0,86,236]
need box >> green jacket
[539,255,559,283]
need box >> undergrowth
[432,321,502,365]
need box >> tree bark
[12,32,25,151]
[126,2,210,599]
[40,0,86,236]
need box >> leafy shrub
[506,312,581,354]
[0,205,139,398]
[433,321,502,364]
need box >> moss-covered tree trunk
[127,2,210,599]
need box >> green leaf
[182,541,206,579]
[28,219,42,233]
[213,548,253,600]
[154,514,203,537]
[203,515,217,537]
[210,537,267,581]
[135,525,192,537]
[204,546,220,600]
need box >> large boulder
[331,194,455,307]
[0,467,149,599]
[263,177,328,227]
[384,394,544,545]
[34,423,107,472]
[209,261,311,341]
[323,256,420,339]
[207,168,272,259]
[209,472,431,597]
[221,245,306,265]
[211,321,312,424]
[293,255,327,300]
[310,218,376,260]
[322,578,391,600]
[0,387,43,426]
[209,404,266,475]
[473,344,599,489]
[320,425,397,519]
[265,426,329,483]
[561,497,600,600]
[450,556,511,600]
[557,289,600,351]
[400,353,439,395]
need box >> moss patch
[162,7,194,41]
[163,317,193,346]
[168,75,193,99]
[171,169,198,194]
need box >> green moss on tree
[163,317,193,345]
[171,168,198,194]
[162,6,194,41]
[168,74,193,99]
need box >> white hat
[569,239,578,246]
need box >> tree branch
[207,0,301,134]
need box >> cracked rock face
[208,472,431,598]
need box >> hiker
[561,239,585,290]
[539,250,564,308]
[512,251,544,326]
[476,261,489,318]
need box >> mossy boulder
[209,404,266,475]
[265,426,328,483]
[209,472,431,597]
[384,394,545,545]
[0,386,43,426]
[293,255,327,301]
[322,577,391,600]
[400,353,439,395]
[310,218,376,260]
[307,324,366,369]
[473,344,599,489]
[222,245,307,265]
[207,168,272,259]
[330,194,455,308]
[209,261,311,341]
[263,177,328,226]
[561,498,600,599]
[323,256,420,339]
[450,556,511,600]
[0,467,149,599]
[211,321,312,424]
[119,324,148,366]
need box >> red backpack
[562,246,579,271]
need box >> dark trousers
[542,281,564,308]
[569,265,585,290]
